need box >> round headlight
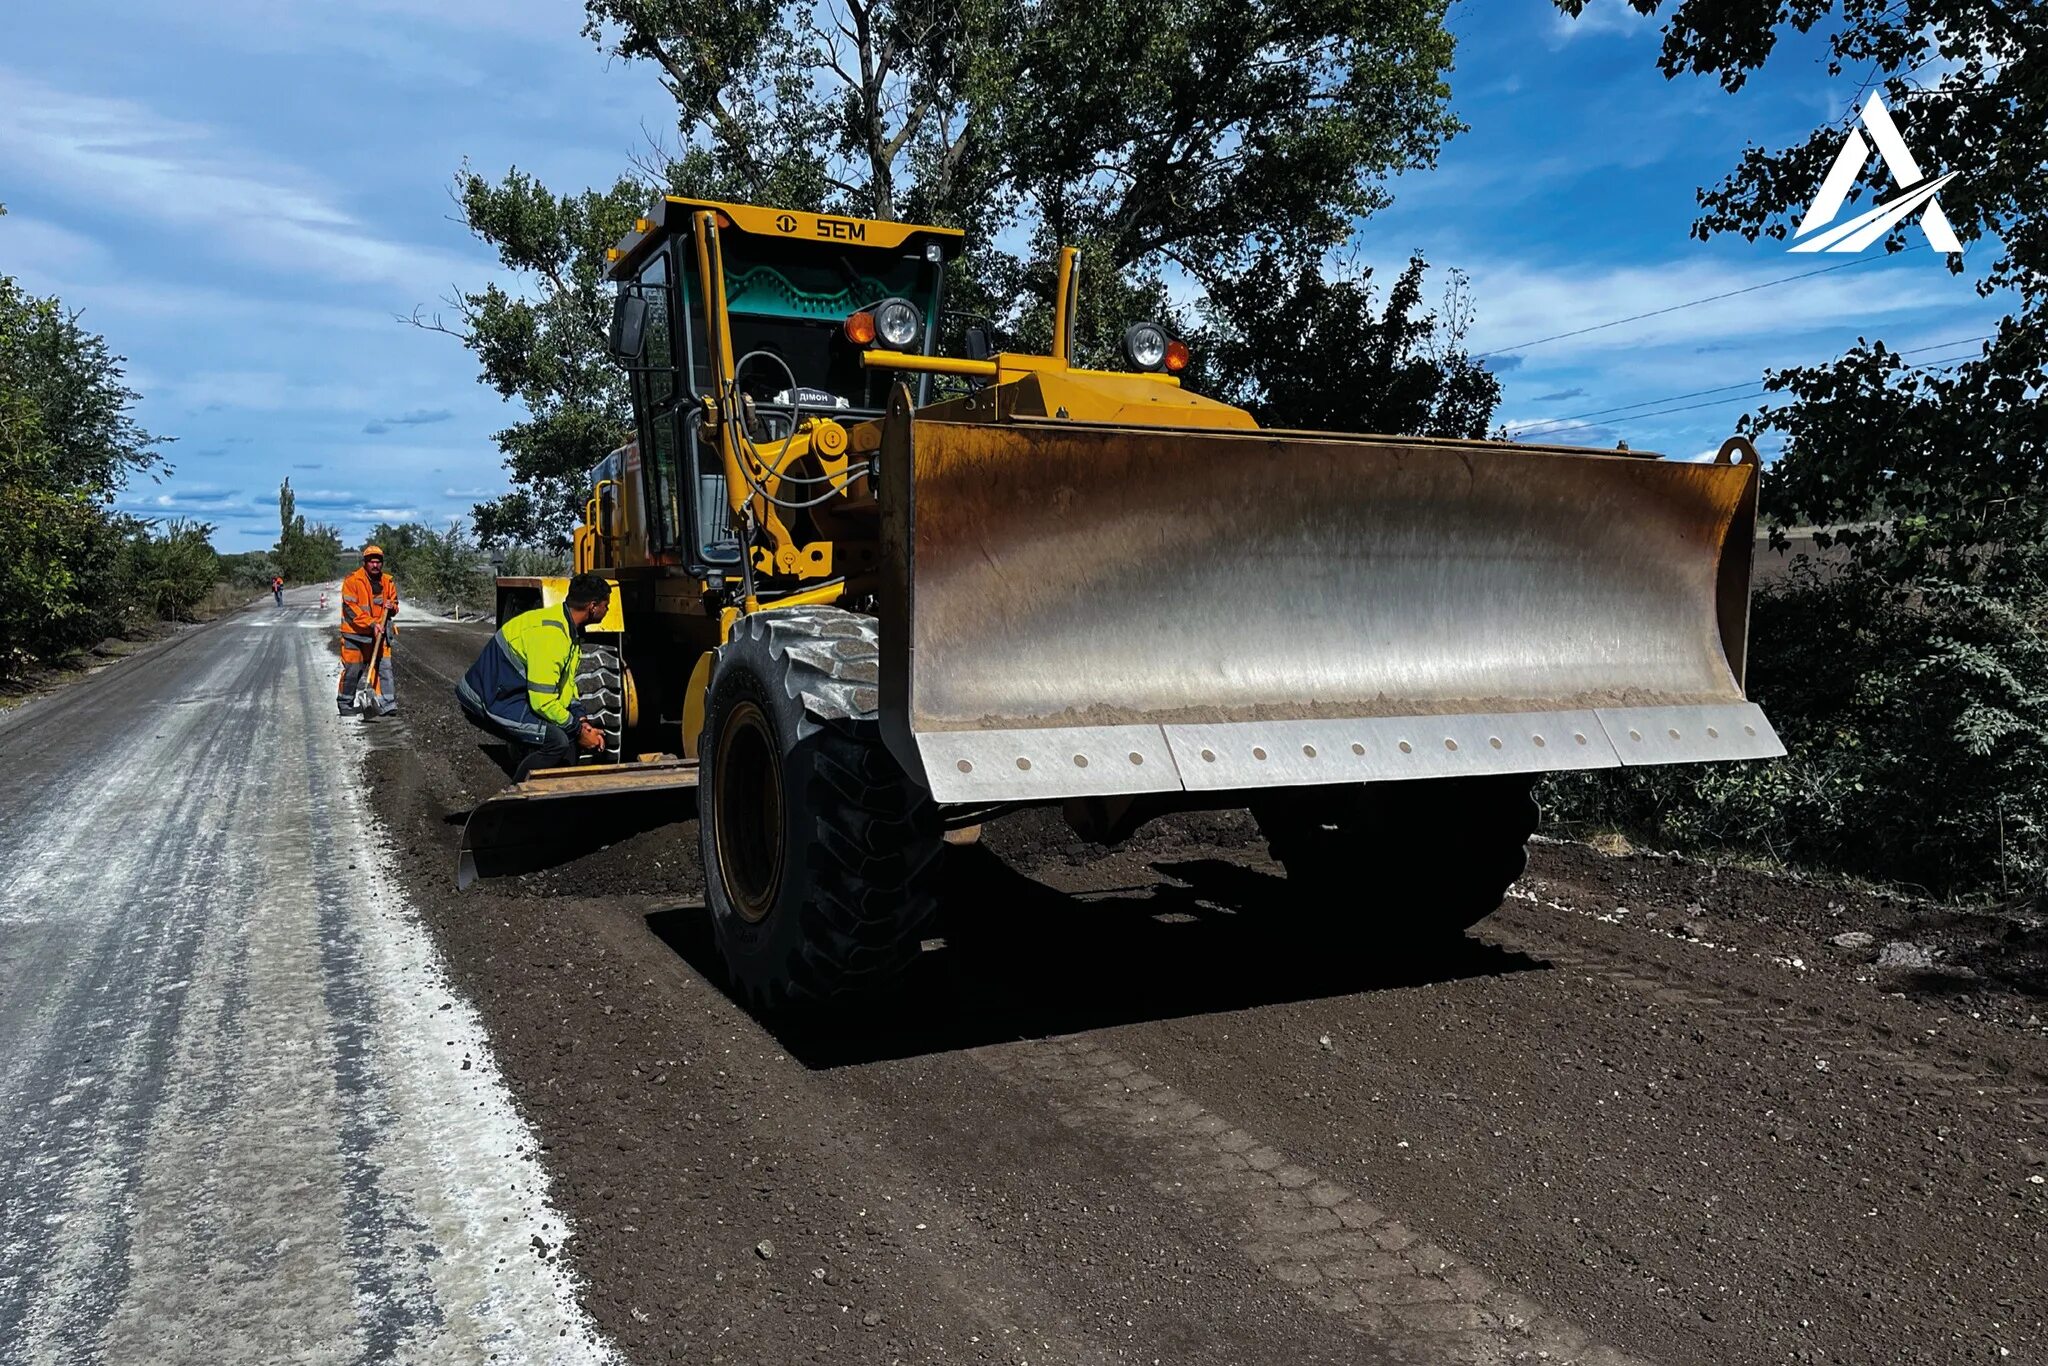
[1122,322,1169,371]
[872,297,921,349]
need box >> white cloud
[0,214,109,273]
[1543,0,1656,47]
[117,484,249,511]
[51,277,403,334]
[156,370,388,415]
[1462,254,1966,362]
[0,67,481,291]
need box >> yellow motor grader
[461,196,1782,1009]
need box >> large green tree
[424,174,647,545]
[1550,0,2048,898]
[0,274,165,671]
[274,477,344,583]
[440,0,1467,540]
[1198,252,1500,437]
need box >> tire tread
[708,608,939,1009]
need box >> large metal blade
[456,759,699,889]
[877,401,1779,803]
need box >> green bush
[218,550,282,589]
[493,543,570,579]
[1545,564,2048,901]
[0,481,130,672]
[120,518,221,623]
[367,520,496,615]
[0,277,169,676]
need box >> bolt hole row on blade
[917,706,1781,804]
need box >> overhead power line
[1509,334,1993,438]
[1474,247,1925,360]
[1515,342,1990,444]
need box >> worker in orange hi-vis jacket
[337,544,399,716]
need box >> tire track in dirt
[1486,887,2048,1136]
[374,618,2047,1366]
[977,1038,1651,1366]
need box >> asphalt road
[0,590,612,1365]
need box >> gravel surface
[372,620,2047,1366]
[0,590,612,1365]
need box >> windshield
[667,233,944,567]
[683,240,942,413]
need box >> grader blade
[875,398,1782,805]
[456,759,699,889]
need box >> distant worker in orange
[338,544,399,716]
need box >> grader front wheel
[698,608,944,1011]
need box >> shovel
[352,618,388,716]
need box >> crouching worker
[457,572,611,780]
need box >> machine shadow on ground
[644,842,1545,1068]
[447,772,692,882]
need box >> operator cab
[604,199,965,574]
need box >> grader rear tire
[1253,774,1539,941]
[699,608,943,1011]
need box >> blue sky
[0,0,2002,551]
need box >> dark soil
[358,619,2047,1366]
[1524,839,2048,1031]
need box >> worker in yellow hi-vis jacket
[455,573,609,779]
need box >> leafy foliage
[1552,0,2048,900]
[494,543,573,579]
[120,518,221,623]
[986,0,1461,284]
[365,520,495,615]
[438,0,1470,537]
[1195,253,1499,436]
[1567,0,2047,589]
[1596,0,2044,312]
[1547,566,2048,899]
[432,173,649,544]
[358,519,567,616]
[1753,321,2048,597]
[0,274,175,675]
[274,478,346,583]
[218,550,283,589]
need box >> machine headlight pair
[844,297,922,349]
[1121,321,1189,374]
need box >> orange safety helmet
[362,544,385,560]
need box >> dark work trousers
[458,692,577,781]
